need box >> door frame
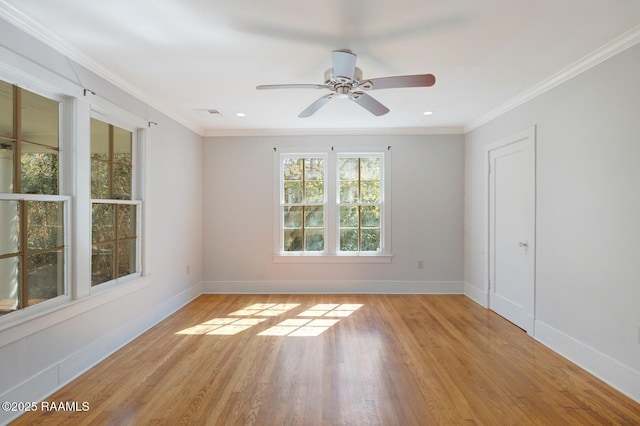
[484,126,537,334]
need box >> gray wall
[202,134,465,293]
[465,43,640,400]
[0,18,204,424]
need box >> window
[282,155,326,252]
[0,80,67,315]
[90,118,140,286]
[338,155,382,252]
[276,148,390,261]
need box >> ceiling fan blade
[256,83,328,90]
[349,92,390,116]
[299,93,335,118]
[365,74,436,90]
[331,49,357,79]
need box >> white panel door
[488,129,535,333]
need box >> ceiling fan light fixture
[336,86,350,98]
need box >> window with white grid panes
[281,155,326,252]
[0,80,68,315]
[337,155,382,253]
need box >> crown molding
[0,0,205,136]
[202,126,464,138]
[465,24,640,133]
[3,1,638,139]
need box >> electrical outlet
[418,260,424,269]
[186,264,191,275]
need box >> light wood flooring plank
[11,294,640,425]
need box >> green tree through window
[0,80,65,315]
[90,118,138,286]
[282,157,325,252]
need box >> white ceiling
[2,0,640,136]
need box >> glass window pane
[339,158,358,181]
[91,160,110,199]
[283,181,302,204]
[113,126,132,165]
[360,157,381,181]
[21,144,59,195]
[92,203,116,243]
[360,181,380,203]
[27,201,64,250]
[305,229,324,251]
[340,229,359,252]
[360,206,380,227]
[339,181,359,203]
[284,229,302,251]
[304,158,324,180]
[304,181,324,203]
[339,206,358,228]
[90,118,109,160]
[0,142,14,193]
[283,158,302,180]
[21,89,59,148]
[0,80,12,138]
[305,206,324,228]
[284,206,302,228]
[0,200,20,256]
[118,239,136,278]
[118,204,136,238]
[113,164,132,200]
[27,250,64,305]
[361,229,381,252]
[0,256,20,314]
[92,243,114,286]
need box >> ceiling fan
[256,49,436,118]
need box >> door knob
[519,241,528,248]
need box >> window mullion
[108,124,114,199]
[19,200,28,308]
[357,158,362,252]
[302,159,306,251]
[114,204,120,279]
[326,151,336,254]
[13,86,21,194]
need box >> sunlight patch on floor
[175,303,362,337]
[176,318,266,335]
[229,303,300,317]
[297,304,363,318]
[258,318,340,337]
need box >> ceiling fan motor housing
[324,67,365,97]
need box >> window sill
[0,274,150,348]
[273,254,393,264]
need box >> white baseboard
[0,282,202,425]
[534,320,640,403]
[464,282,488,307]
[202,280,464,294]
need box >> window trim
[89,114,144,289]
[273,146,392,264]
[0,79,71,320]
[279,152,328,253]
[0,54,150,328]
[0,194,72,316]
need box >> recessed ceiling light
[423,111,433,116]
[236,112,246,117]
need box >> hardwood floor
[12,294,640,425]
